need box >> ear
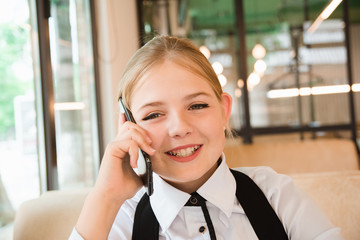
[220,92,232,125]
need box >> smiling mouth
[166,145,202,157]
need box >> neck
[165,161,219,194]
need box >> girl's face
[130,61,232,193]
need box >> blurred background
[0,0,359,238]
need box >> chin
[160,169,204,183]
[161,162,216,189]
[154,151,222,188]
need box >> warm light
[299,87,311,96]
[252,44,266,59]
[289,50,296,59]
[212,61,223,75]
[352,83,360,92]
[311,84,350,95]
[321,0,343,19]
[54,102,85,110]
[254,59,267,73]
[248,72,261,86]
[307,0,343,33]
[237,79,244,88]
[235,88,242,98]
[267,84,356,99]
[199,45,211,59]
[307,18,324,33]
[267,88,299,98]
[218,74,227,87]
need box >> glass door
[0,0,41,236]
[244,0,351,130]
[138,0,357,143]
[0,0,100,237]
[48,0,100,189]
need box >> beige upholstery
[13,171,360,240]
[13,188,90,240]
[224,139,359,174]
[291,171,360,240]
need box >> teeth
[168,145,200,157]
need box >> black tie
[185,192,217,240]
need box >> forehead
[130,61,216,107]
[138,61,212,91]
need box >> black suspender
[230,169,288,240]
[132,169,288,240]
[132,193,159,240]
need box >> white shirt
[70,154,344,240]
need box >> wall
[95,0,139,149]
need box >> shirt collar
[197,153,237,218]
[149,153,237,233]
[149,172,190,233]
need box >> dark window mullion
[89,0,104,161]
[235,0,252,144]
[35,0,58,190]
[343,0,358,142]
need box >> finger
[105,138,154,167]
[116,121,136,140]
[128,144,140,168]
[97,140,143,189]
[117,121,152,144]
[118,112,126,132]
[120,128,155,156]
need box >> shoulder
[230,166,302,211]
[118,187,146,219]
[231,167,341,239]
[231,166,294,193]
[108,188,146,238]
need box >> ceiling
[187,0,360,34]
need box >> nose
[167,110,193,138]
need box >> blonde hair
[117,35,223,109]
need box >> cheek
[201,112,225,134]
[203,115,226,148]
[142,124,165,149]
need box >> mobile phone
[119,98,153,196]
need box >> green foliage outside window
[0,23,32,140]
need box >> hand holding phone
[119,98,153,196]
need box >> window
[48,0,100,190]
[137,0,359,143]
[0,0,41,232]
[0,0,101,237]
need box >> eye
[142,112,162,121]
[189,103,209,110]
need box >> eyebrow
[183,91,212,101]
[138,91,212,110]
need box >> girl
[70,35,343,240]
